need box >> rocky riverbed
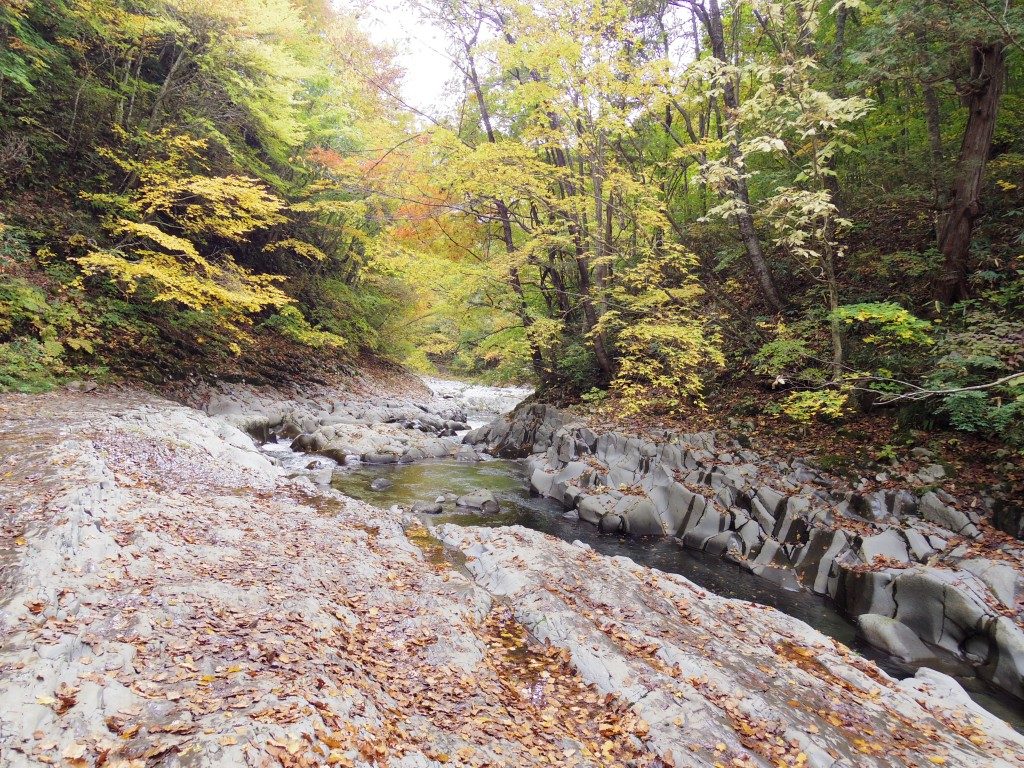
[465,403,1024,704]
[2,378,1024,767]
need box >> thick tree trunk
[936,42,1006,305]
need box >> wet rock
[914,463,947,484]
[437,525,1024,767]
[988,616,1024,699]
[455,444,481,462]
[959,557,1024,608]
[474,399,1024,702]
[858,528,910,564]
[858,614,937,664]
[362,452,398,465]
[464,403,566,458]
[918,491,980,537]
[369,477,394,491]
[307,467,333,485]
[411,500,443,514]
[455,489,499,513]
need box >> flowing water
[329,457,1024,730]
[263,379,1023,728]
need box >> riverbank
[2,376,1024,767]
[464,402,1024,706]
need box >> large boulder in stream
[463,402,566,457]
[455,489,500,513]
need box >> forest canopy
[1,0,1022,447]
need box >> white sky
[338,0,460,116]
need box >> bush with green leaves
[261,306,346,350]
[925,305,1024,446]
[0,276,99,391]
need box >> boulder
[959,557,1024,609]
[915,463,947,484]
[858,528,910,564]
[985,616,1024,699]
[362,452,398,465]
[369,477,393,492]
[411,500,444,514]
[455,444,481,462]
[918,491,979,538]
[455,489,499,513]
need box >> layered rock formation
[2,387,1022,767]
[191,380,473,466]
[438,524,1024,768]
[466,404,1024,701]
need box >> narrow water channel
[327,456,1024,730]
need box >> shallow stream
[260,377,1022,728]
[329,456,1024,730]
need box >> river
[262,378,1024,729]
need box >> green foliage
[939,390,1024,441]
[261,306,346,350]
[0,275,98,391]
[925,305,1024,445]
[555,343,599,392]
[753,332,816,380]
[875,444,899,463]
[0,339,63,392]
[831,303,934,346]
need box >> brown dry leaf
[54,683,79,715]
[62,743,87,759]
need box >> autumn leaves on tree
[1,0,1022,443]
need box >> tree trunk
[936,42,1006,305]
[822,242,844,381]
[465,48,549,381]
[703,0,785,313]
[572,231,614,381]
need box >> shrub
[261,305,346,350]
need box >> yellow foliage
[78,248,289,315]
[602,248,723,414]
[263,238,329,261]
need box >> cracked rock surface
[437,524,1024,767]
[466,403,1024,700]
[2,386,1022,767]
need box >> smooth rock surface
[466,404,1024,701]
[437,524,1024,768]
